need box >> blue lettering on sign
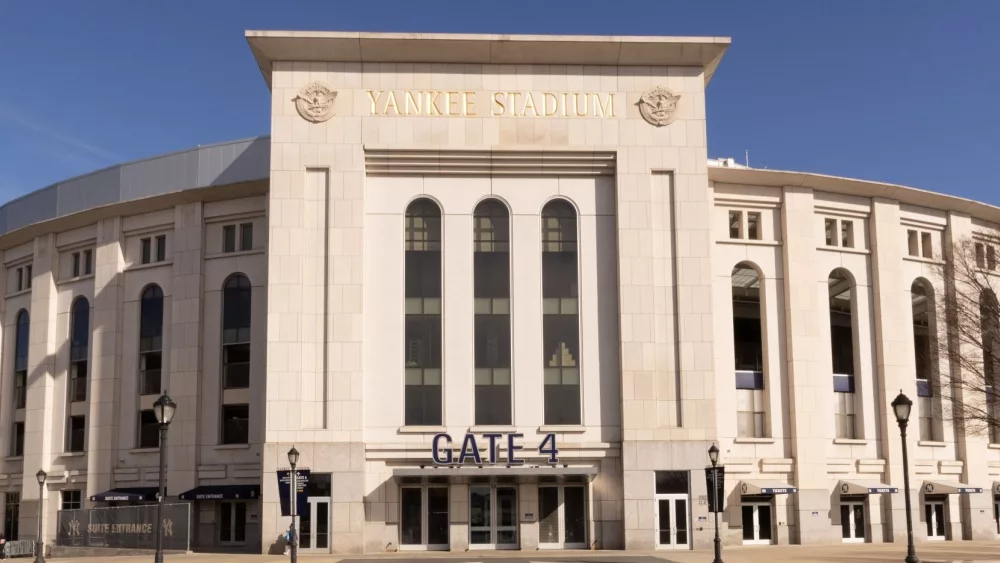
[430,432,558,465]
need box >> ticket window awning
[89,487,159,502]
[922,480,983,495]
[740,480,797,495]
[178,484,260,501]
[839,480,898,495]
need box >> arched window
[222,275,252,389]
[139,285,164,397]
[473,199,511,425]
[829,269,859,439]
[911,281,939,441]
[404,199,442,426]
[69,298,90,402]
[541,200,580,425]
[13,310,29,410]
[981,290,1000,444]
[733,263,765,438]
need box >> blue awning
[90,487,159,502]
[178,484,260,501]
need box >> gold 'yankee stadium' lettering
[366,90,614,118]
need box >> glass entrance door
[741,501,773,545]
[400,486,449,550]
[219,501,247,544]
[655,494,689,549]
[925,500,946,540]
[539,485,587,549]
[840,501,865,543]
[299,496,331,552]
[469,485,518,549]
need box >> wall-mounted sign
[277,469,310,517]
[366,90,616,119]
[432,432,558,465]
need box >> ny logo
[68,519,81,536]
[162,518,174,537]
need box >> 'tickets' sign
[432,432,559,465]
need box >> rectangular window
[4,493,19,540]
[736,387,765,438]
[155,235,166,262]
[61,490,82,511]
[72,252,81,277]
[825,218,837,246]
[15,267,22,291]
[24,265,31,289]
[70,361,88,402]
[14,371,26,410]
[240,223,253,251]
[834,375,857,439]
[907,230,919,257]
[139,352,162,396]
[221,404,250,445]
[977,242,987,269]
[747,212,761,240]
[83,249,93,275]
[841,220,854,248]
[141,237,151,264]
[729,211,742,239]
[223,225,237,253]
[921,232,933,259]
[917,395,935,441]
[138,409,159,448]
[223,344,251,389]
[989,246,997,271]
[11,422,24,456]
[66,415,85,452]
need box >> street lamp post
[35,469,46,563]
[288,446,300,563]
[152,393,177,563]
[891,391,919,563]
[708,444,723,563]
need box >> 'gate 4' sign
[432,432,558,465]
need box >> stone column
[87,217,126,503]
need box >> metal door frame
[653,493,689,550]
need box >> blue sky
[0,1,997,205]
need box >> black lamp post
[709,444,723,563]
[891,391,919,563]
[152,393,176,563]
[35,469,46,563]
[288,446,300,563]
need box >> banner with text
[277,469,310,517]
[56,504,190,551]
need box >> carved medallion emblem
[637,86,681,127]
[293,82,337,123]
[924,483,934,493]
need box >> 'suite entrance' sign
[367,90,615,118]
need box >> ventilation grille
[364,148,616,176]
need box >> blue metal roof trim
[0,136,271,238]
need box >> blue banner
[277,469,310,517]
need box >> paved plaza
[47,542,1000,563]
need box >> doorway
[840,500,865,543]
[219,501,247,545]
[400,486,449,550]
[538,485,587,549]
[469,485,518,549]
[299,496,331,551]
[741,500,773,545]
[925,499,946,540]
[655,494,689,549]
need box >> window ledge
[4,456,23,462]
[216,444,251,450]
[918,440,948,448]
[126,260,173,272]
[817,246,870,255]
[130,448,160,454]
[5,289,30,298]
[902,255,944,266]
[469,426,517,434]
[538,425,586,434]
[205,249,265,261]
[833,438,869,445]
[733,437,776,444]
[398,426,447,435]
[57,274,96,286]
[987,444,1000,450]
[717,239,781,247]
[58,452,86,458]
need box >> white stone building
[0,30,998,555]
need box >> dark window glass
[155,235,166,262]
[139,286,164,396]
[70,361,88,403]
[15,267,22,292]
[400,488,422,545]
[11,422,24,456]
[240,223,253,251]
[70,298,90,402]
[24,265,31,289]
[223,225,236,253]
[14,310,29,372]
[729,211,741,239]
[141,238,151,264]
[474,200,511,426]
[747,212,761,240]
[732,264,764,373]
[541,200,581,426]
[223,275,252,389]
[4,492,19,540]
[222,404,250,444]
[66,416,85,452]
[72,252,80,277]
[61,490,82,510]
[404,199,443,426]
[83,249,93,275]
[138,410,159,448]
[223,344,251,389]
[829,270,855,375]
[427,487,449,545]
[655,470,689,495]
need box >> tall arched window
[404,199,442,426]
[70,298,90,403]
[222,275,252,389]
[981,290,1000,444]
[13,310,29,410]
[829,269,859,439]
[911,281,939,441]
[541,200,580,425]
[473,200,512,425]
[139,285,164,396]
[732,263,766,438]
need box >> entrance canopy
[178,484,260,501]
[90,487,159,502]
[838,480,898,495]
[740,480,797,495]
[922,480,983,495]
